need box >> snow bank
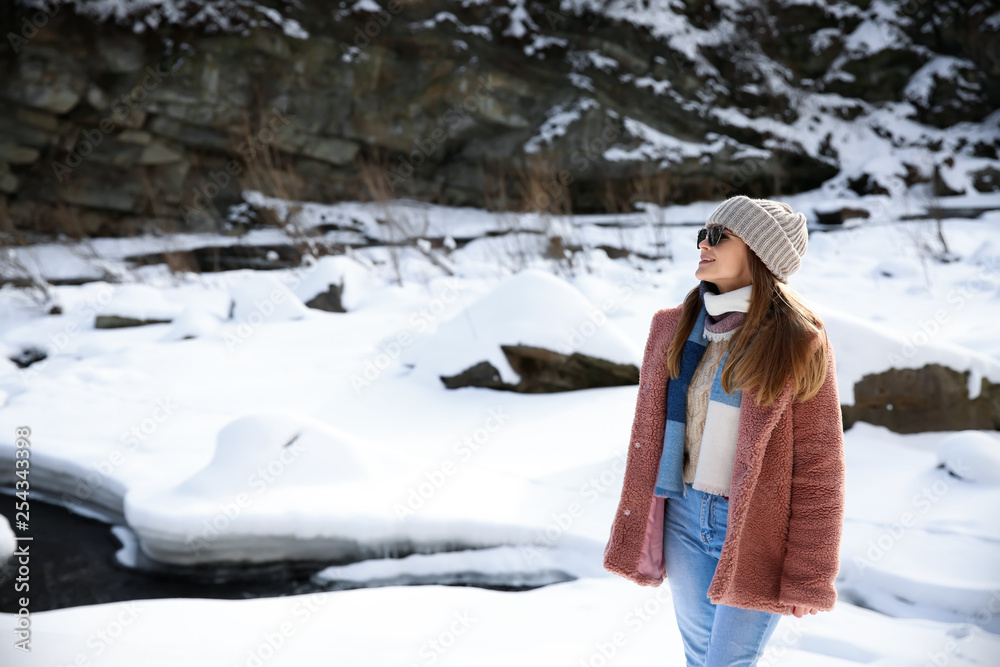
[289,255,382,311]
[95,283,185,322]
[312,544,599,588]
[124,410,574,565]
[228,272,310,323]
[161,291,232,341]
[838,423,1000,632]
[401,267,641,385]
[3,577,1000,667]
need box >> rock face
[843,364,1000,434]
[0,0,998,240]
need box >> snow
[605,115,771,166]
[94,283,187,321]
[21,0,310,38]
[1,0,998,654]
[399,268,642,386]
[936,431,1000,485]
[407,10,493,41]
[843,18,897,57]
[905,56,980,107]
[228,272,309,324]
[524,98,598,153]
[3,578,1000,665]
[0,514,14,562]
[501,0,539,39]
[124,409,576,565]
[564,0,723,78]
[313,544,593,585]
[2,190,1000,661]
[545,0,997,199]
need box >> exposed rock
[834,49,928,103]
[126,243,305,272]
[8,346,47,368]
[0,144,40,164]
[814,207,871,225]
[94,35,147,73]
[972,167,1000,193]
[94,315,173,329]
[304,283,346,313]
[440,345,639,393]
[441,360,507,391]
[0,163,19,194]
[923,204,999,220]
[2,44,86,114]
[843,364,1000,434]
[0,0,996,240]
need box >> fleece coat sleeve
[602,309,668,584]
[778,336,846,611]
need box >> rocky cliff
[1,0,998,239]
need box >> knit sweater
[662,282,750,500]
[683,338,730,497]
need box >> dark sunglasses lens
[697,227,724,247]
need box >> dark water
[0,491,570,612]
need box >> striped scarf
[654,281,752,500]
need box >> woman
[603,196,846,666]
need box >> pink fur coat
[602,304,846,614]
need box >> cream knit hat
[705,196,808,283]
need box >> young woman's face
[696,225,752,294]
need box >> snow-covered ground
[2,190,1000,664]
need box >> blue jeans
[663,482,782,666]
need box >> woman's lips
[699,259,714,265]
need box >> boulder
[441,345,639,392]
[843,364,1000,434]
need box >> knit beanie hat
[705,196,808,283]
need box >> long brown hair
[665,246,830,407]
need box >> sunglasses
[697,226,733,248]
